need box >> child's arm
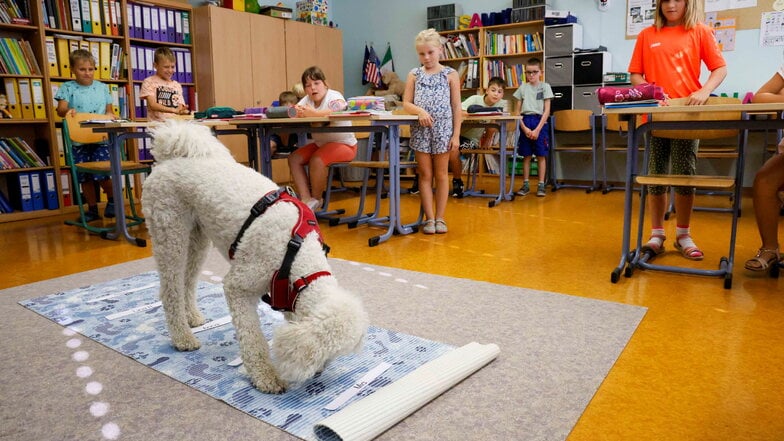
[104,103,115,120]
[753,72,784,103]
[687,66,727,105]
[448,69,462,151]
[144,96,189,115]
[402,72,432,127]
[530,99,551,139]
[56,99,73,118]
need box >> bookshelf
[0,0,196,223]
[440,20,544,181]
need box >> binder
[145,46,154,78]
[86,39,100,68]
[31,78,46,119]
[166,9,175,42]
[142,5,152,40]
[174,49,184,82]
[29,172,44,210]
[101,0,111,35]
[69,0,82,30]
[17,78,34,119]
[54,37,71,77]
[150,6,160,41]
[79,0,91,32]
[108,0,119,35]
[110,83,119,116]
[130,46,138,80]
[126,2,134,37]
[183,50,192,83]
[45,36,58,76]
[43,170,59,209]
[0,189,13,213]
[3,78,21,118]
[55,127,65,166]
[174,10,183,44]
[97,38,111,79]
[132,3,142,39]
[8,172,34,211]
[50,81,63,122]
[182,11,190,44]
[89,0,102,34]
[133,83,142,118]
[158,7,167,42]
[60,169,72,206]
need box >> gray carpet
[0,249,646,441]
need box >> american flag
[363,45,382,88]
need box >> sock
[647,227,665,247]
[676,225,690,238]
[676,225,697,249]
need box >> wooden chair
[62,113,150,234]
[550,109,598,193]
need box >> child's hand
[417,110,433,127]
[295,104,314,117]
[449,135,460,151]
[529,127,540,140]
[105,113,116,120]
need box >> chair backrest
[650,96,742,139]
[553,109,592,132]
[64,113,110,145]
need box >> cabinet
[193,5,343,171]
[0,0,196,223]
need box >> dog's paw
[247,362,288,394]
[171,333,201,351]
[187,310,206,328]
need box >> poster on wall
[706,12,737,50]
[626,0,657,37]
[760,11,784,46]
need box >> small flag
[380,44,394,74]
[361,44,370,85]
[364,45,382,88]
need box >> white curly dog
[142,120,368,393]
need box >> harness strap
[229,186,292,260]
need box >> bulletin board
[626,0,776,39]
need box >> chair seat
[75,160,151,173]
[635,174,735,189]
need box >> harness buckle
[251,189,282,217]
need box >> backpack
[194,106,242,119]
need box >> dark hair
[154,47,176,65]
[69,49,95,68]
[486,76,505,89]
[301,66,327,87]
[526,57,542,68]
[279,91,297,105]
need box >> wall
[333,0,780,99]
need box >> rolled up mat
[265,106,297,118]
[313,341,500,441]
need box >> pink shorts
[292,142,357,165]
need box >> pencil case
[596,83,665,104]
[265,106,297,118]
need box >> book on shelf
[0,0,31,24]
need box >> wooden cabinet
[0,0,195,223]
[193,5,344,173]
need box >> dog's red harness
[228,187,330,312]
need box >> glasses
[525,70,540,75]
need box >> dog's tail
[149,119,235,162]
[272,284,369,384]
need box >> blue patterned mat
[19,271,453,440]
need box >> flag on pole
[363,45,382,88]
[380,44,394,74]
[361,44,370,85]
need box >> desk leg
[102,132,147,247]
[490,123,509,207]
[369,124,401,246]
[611,115,638,283]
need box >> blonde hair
[69,49,95,68]
[154,47,176,65]
[414,28,441,49]
[654,0,703,30]
[291,83,305,98]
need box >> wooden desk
[84,119,230,247]
[461,115,522,207]
[226,114,419,246]
[604,102,784,287]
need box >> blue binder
[42,170,59,209]
[29,172,44,210]
[9,172,34,211]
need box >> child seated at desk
[289,66,357,211]
[140,47,190,121]
[54,49,116,222]
[450,76,508,198]
[270,91,298,155]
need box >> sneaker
[435,219,448,234]
[516,182,530,196]
[422,219,436,234]
[104,201,115,218]
[536,183,546,197]
[451,178,464,198]
[79,207,101,223]
[305,198,322,211]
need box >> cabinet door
[284,20,317,89]
[208,7,252,110]
[249,14,286,107]
[314,26,344,93]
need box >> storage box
[296,0,328,26]
[573,85,601,115]
[544,23,583,56]
[427,4,462,19]
[260,5,292,18]
[573,51,612,85]
[545,10,578,26]
[551,86,573,112]
[544,56,573,86]
[427,17,458,32]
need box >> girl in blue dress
[402,28,462,234]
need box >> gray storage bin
[544,23,583,56]
[573,85,601,115]
[545,56,573,86]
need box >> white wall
[332,0,781,99]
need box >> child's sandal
[641,234,666,256]
[744,248,780,272]
[675,234,704,261]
